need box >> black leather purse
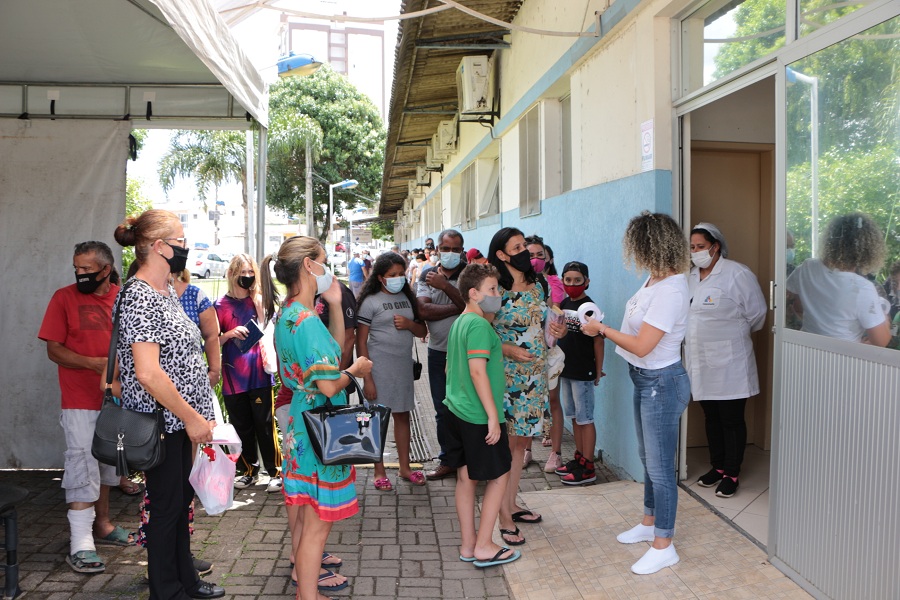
[413,343,423,381]
[303,375,391,466]
[91,280,166,476]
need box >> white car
[191,251,228,279]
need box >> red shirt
[38,283,119,410]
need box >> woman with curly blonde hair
[786,212,890,345]
[582,211,691,575]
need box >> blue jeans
[560,377,596,425]
[427,348,450,463]
[628,361,690,538]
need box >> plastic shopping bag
[189,443,240,515]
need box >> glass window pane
[800,0,876,37]
[682,0,785,93]
[784,15,900,348]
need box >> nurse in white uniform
[686,223,766,499]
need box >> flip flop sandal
[541,437,553,447]
[459,555,477,562]
[511,510,543,524]
[95,525,136,546]
[317,570,349,592]
[499,527,526,546]
[321,551,343,568]
[66,550,106,574]
[118,480,145,496]
[373,477,393,491]
[400,471,427,486]
[473,547,521,568]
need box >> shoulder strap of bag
[106,278,136,389]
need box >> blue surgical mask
[309,260,334,295]
[384,276,405,294]
[440,251,461,269]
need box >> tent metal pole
[245,130,255,257]
[256,126,268,265]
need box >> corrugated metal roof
[380,0,522,217]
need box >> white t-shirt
[615,274,689,369]
[785,258,885,342]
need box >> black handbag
[302,376,391,466]
[91,280,166,477]
[413,343,423,381]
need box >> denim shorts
[560,377,596,425]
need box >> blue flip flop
[473,547,521,568]
[292,569,349,591]
[459,555,477,562]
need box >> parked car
[191,251,228,279]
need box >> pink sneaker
[544,452,562,473]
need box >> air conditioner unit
[457,55,493,115]
[431,133,452,162]
[409,209,421,224]
[408,180,419,197]
[416,166,431,186]
[425,147,443,171]
[396,210,404,222]
[437,117,458,153]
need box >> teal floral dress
[493,285,549,437]
[274,298,358,521]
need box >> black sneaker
[697,469,724,487]
[561,462,597,486]
[234,474,258,489]
[192,555,213,576]
[715,476,739,498]
[555,451,582,476]
[188,580,225,599]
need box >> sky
[127,0,401,214]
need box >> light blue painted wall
[407,169,673,481]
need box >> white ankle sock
[616,522,655,544]
[68,507,96,554]
[631,544,679,575]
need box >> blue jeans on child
[628,361,690,539]
[559,377,596,425]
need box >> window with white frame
[480,158,500,218]
[519,105,541,217]
[561,95,572,193]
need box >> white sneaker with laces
[266,477,283,493]
[616,523,655,544]
[630,544,679,575]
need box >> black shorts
[442,409,512,481]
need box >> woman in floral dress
[487,227,567,547]
[260,236,372,600]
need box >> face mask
[786,248,795,265]
[162,241,189,274]
[76,270,107,294]
[309,260,334,295]
[384,276,405,294]
[440,251,461,269]
[564,284,586,298]
[530,258,546,273]
[508,249,533,273]
[691,249,714,269]
[238,275,255,290]
[429,255,439,265]
[478,294,502,314]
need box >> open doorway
[682,76,775,546]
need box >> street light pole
[328,178,358,251]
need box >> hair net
[693,222,729,258]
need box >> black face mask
[75,270,108,294]
[163,241,190,274]
[238,275,255,290]
[508,249,534,274]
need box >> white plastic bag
[189,443,240,515]
[260,319,278,374]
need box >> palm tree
[268,109,323,238]
[159,130,250,251]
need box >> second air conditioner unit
[457,55,494,115]
[416,166,431,186]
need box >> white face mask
[691,249,715,269]
[309,260,334,295]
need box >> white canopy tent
[0,0,269,467]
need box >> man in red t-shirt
[38,241,133,574]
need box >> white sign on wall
[640,119,654,172]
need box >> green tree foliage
[122,177,153,275]
[710,0,785,81]
[267,65,386,241]
[158,130,250,250]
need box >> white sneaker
[630,544,679,575]
[616,523,655,544]
[266,477,283,493]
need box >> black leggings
[223,386,282,477]
[699,398,747,477]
